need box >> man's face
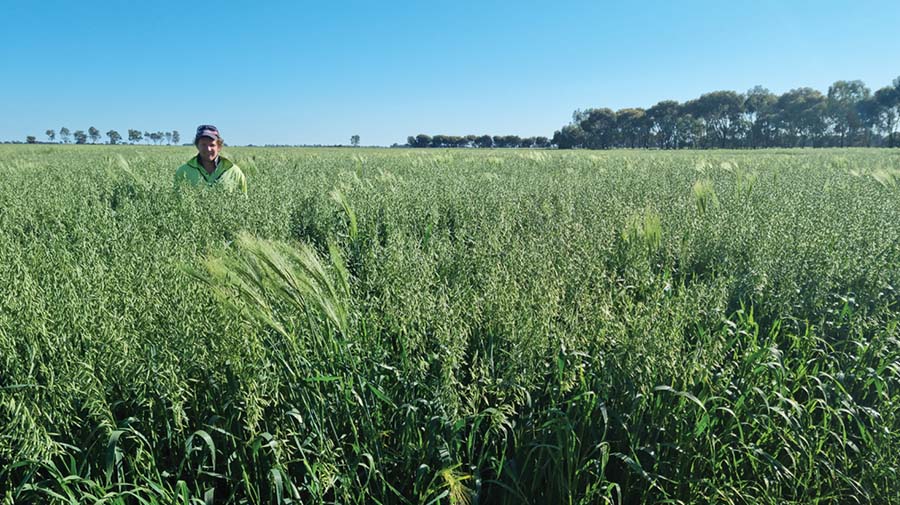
[197,136,220,162]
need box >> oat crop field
[1,145,899,504]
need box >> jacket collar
[186,154,233,180]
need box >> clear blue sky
[2,0,898,146]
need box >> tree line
[552,78,900,149]
[405,134,551,148]
[29,128,181,145]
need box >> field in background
[1,146,899,504]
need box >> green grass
[1,145,899,504]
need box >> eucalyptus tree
[675,113,704,149]
[579,108,617,149]
[775,88,827,147]
[551,123,585,149]
[615,108,648,148]
[827,80,870,147]
[744,86,778,148]
[855,96,880,147]
[685,91,745,148]
[503,135,522,148]
[88,126,101,144]
[475,134,493,148]
[874,86,899,147]
[646,100,681,149]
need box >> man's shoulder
[175,158,201,182]
[220,156,244,175]
[216,156,248,194]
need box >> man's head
[194,124,223,163]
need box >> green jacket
[174,155,247,195]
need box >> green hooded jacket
[174,155,247,195]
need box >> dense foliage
[551,78,900,150]
[1,146,899,504]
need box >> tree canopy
[552,77,900,149]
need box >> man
[174,125,247,195]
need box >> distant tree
[646,100,681,148]
[26,135,37,144]
[827,80,870,147]
[465,135,477,147]
[552,124,585,149]
[534,136,550,148]
[144,131,152,144]
[406,136,416,147]
[874,85,899,147]
[580,108,617,149]
[503,135,522,148]
[46,129,56,143]
[450,136,467,147]
[106,130,122,145]
[433,134,462,147]
[615,108,647,148]
[550,76,900,150]
[128,129,143,144]
[571,109,588,124]
[856,97,881,147]
[675,113,705,148]
[744,86,778,148]
[149,132,161,144]
[775,88,827,147]
[350,134,360,147]
[60,127,71,144]
[172,130,180,144]
[474,135,493,148]
[88,126,101,144]
[156,132,165,145]
[687,91,745,148]
[520,137,536,148]
[73,130,88,144]
[413,134,431,148]
[165,132,173,145]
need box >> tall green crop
[1,145,898,504]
